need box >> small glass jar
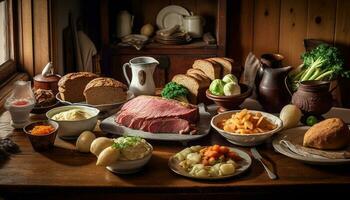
[5,81,35,128]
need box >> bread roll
[303,118,350,150]
[58,72,98,103]
[84,77,127,105]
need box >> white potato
[76,131,96,153]
[190,145,202,152]
[280,104,302,129]
[209,163,221,176]
[179,148,192,158]
[96,146,120,166]
[90,137,114,157]
[196,169,209,177]
[186,153,201,165]
[219,163,235,175]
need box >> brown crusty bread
[192,59,222,80]
[58,72,98,103]
[207,57,233,76]
[186,68,211,84]
[84,77,128,105]
[303,118,350,150]
[172,74,210,104]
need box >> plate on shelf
[168,147,251,180]
[272,126,350,165]
[100,104,211,142]
[156,5,190,29]
[56,91,134,118]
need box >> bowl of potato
[211,109,283,146]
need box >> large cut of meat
[115,96,199,134]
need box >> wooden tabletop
[0,111,350,199]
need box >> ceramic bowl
[46,105,99,139]
[23,120,59,151]
[206,84,252,113]
[211,110,283,146]
[106,143,153,174]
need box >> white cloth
[76,31,97,72]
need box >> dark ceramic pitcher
[258,66,292,113]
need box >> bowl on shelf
[46,105,99,140]
[106,143,153,174]
[211,110,283,146]
[206,84,252,113]
[23,120,59,151]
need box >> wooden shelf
[110,41,218,55]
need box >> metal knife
[251,147,277,180]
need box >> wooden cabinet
[99,0,227,87]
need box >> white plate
[211,110,283,147]
[156,5,190,29]
[168,147,251,180]
[272,126,350,165]
[56,91,134,118]
[100,104,211,142]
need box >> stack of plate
[155,32,191,45]
[156,5,190,30]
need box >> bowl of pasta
[211,109,283,146]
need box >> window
[0,0,9,65]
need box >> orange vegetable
[219,146,229,154]
[31,125,55,135]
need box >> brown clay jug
[258,66,292,113]
[291,80,333,115]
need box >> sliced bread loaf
[84,77,128,105]
[58,72,98,103]
[192,59,222,80]
[172,74,210,104]
[207,57,233,76]
[186,68,211,85]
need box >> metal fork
[251,147,277,180]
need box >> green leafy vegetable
[161,82,189,103]
[209,79,225,96]
[288,44,349,91]
[112,136,142,149]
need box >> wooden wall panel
[21,0,34,76]
[335,0,350,107]
[279,0,307,67]
[253,0,281,57]
[33,0,50,73]
[307,0,336,43]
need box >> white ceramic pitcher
[123,57,159,96]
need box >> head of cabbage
[209,79,225,96]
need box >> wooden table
[1,110,350,200]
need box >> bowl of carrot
[23,120,59,151]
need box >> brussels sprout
[223,82,241,96]
[209,79,225,96]
[222,74,238,84]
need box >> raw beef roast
[115,96,199,134]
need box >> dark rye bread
[192,59,222,80]
[172,74,210,104]
[58,72,98,103]
[207,57,234,76]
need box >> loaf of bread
[303,118,350,150]
[58,72,98,103]
[186,68,211,84]
[172,74,210,104]
[192,59,222,80]
[207,57,233,76]
[84,77,128,105]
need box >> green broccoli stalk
[161,82,189,103]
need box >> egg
[76,131,96,153]
[140,24,154,37]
